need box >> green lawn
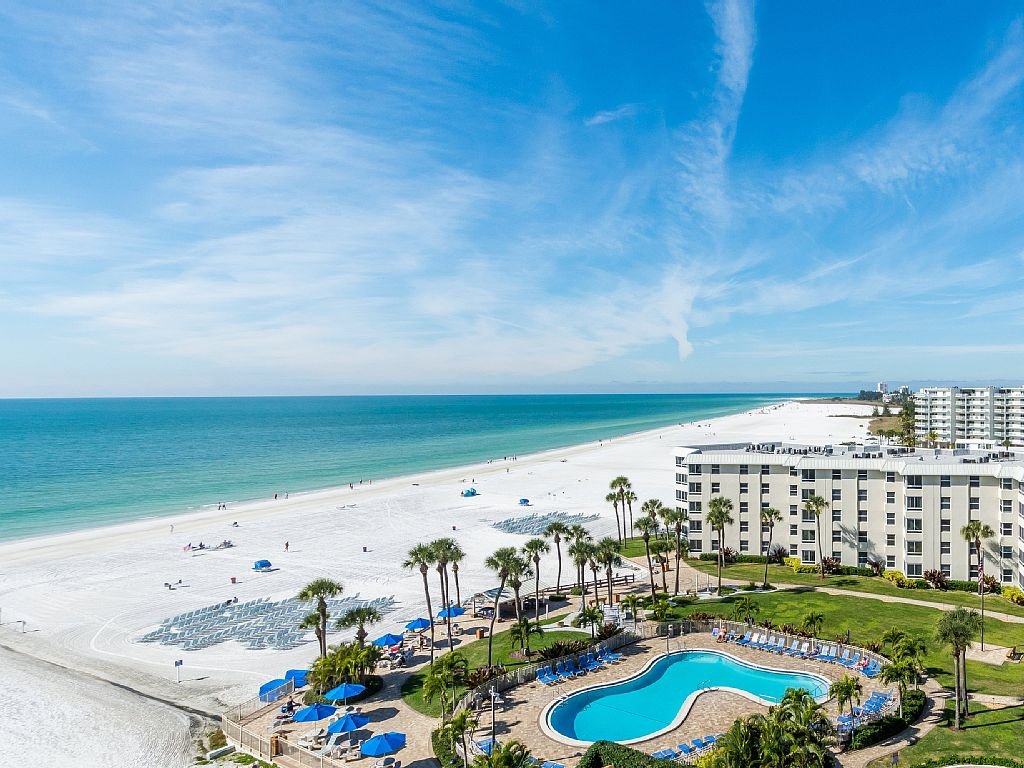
[401,625,589,718]
[669,590,1024,697]
[866,700,1024,768]
[685,558,1024,618]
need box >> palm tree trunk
[613,503,622,545]
[816,515,825,579]
[591,567,600,607]
[486,576,506,667]
[534,567,541,621]
[606,567,613,605]
[554,540,563,596]
[643,538,657,601]
[952,652,961,730]
[763,529,772,588]
[420,567,435,664]
[453,563,462,606]
[318,598,328,658]
[960,647,969,720]
[660,561,668,593]
[674,527,682,595]
[717,531,724,595]
[439,567,453,650]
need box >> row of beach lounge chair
[534,647,624,684]
[652,733,724,762]
[712,628,882,677]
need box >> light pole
[489,686,497,748]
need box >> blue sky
[2,1,1024,397]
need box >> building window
[906,475,922,489]
[790,485,798,497]
[711,464,720,475]
[790,524,798,536]
[832,489,842,501]
[887,534,896,546]
[940,541,951,555]
[832,509,842,522]
[886,472,896,483]
[790,505,798,515]
[886,555,896,568]
[689,520,702,532]
[835,550,844,560]
[906,496,923,510]
[886,491,895,504]
[790,544,798,555]
[689,539,702,552]
[1004,568,1014,582]
[886,512,896,526]
[689,464,702,474]
[1002,545,1013,559]
[740,540,749,552]
[1002,499,1013,513]
[941,496,951,510]
[858,531,868,543]
[739,464,749,475]
[940,518,951,532]
[761,501,769,510]
[790,467,798,477]
[802,509,816,522]
[761,484,770,494]
[739,483,749,494]
[711,540,719,551]
[858,470,868,481]
[711,482,721,494]
[857,552,868,566]
[802,530,816,543]
[740,521,749,532]
[940,475,950,487]
[802,469,815,481]
[802,550,816,564]
[1003,522,1014,536]
[858,489,868,502]
[970,475,980,488]
[832,469,842,480]
[906,541,923,555]
[858,510,868,523]
[907,563,923,577]
[801,488,816,502]
[832,530,842,542]
[739,501,749,514]
[941,564,951,577]
[970,497,980,511]
[689,482,702,494]
[1002,478,1014,490]
[675,472,687,484]
[676,489,687,501]
[760,465,769,476]
[906,518,923,532]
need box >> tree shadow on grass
[961,704,1024,729]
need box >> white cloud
[584,103,639,127]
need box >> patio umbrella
[437,606,465,619]
[405,617,431,631]
[372,633,404,647]
[360,732,406,757]
[293,703,337,723]
[324,682,366,705]
[327,712,370,734]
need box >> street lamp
[489,686,498,747]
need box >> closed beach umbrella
[372,633,404,647]
[405,618,431,631]
[360,732,406,757]
[293,703,336,723]
[324,682,366,705]
[327,712,370,734]
[437,606,465,619]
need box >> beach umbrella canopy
[293,703,336,723]
[360,732,406,757]
[258,678,289,702]
[284,669,309,688]
[437,606,466,619]
[405,618,431,631]
[324,682,366,702]
[372,633,404,647]
[327,712,370,734]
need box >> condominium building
[915,386,1024,445]
[673,441,1024,587]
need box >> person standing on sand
[284,541,289,552]
[170,524,174,534]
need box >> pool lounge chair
[748,633,768,649]
[795,642,811,657]
[710,627,721,640]
[564,659,585,677]
[767,636,786,652]
[734,631,752,645]
[690,738,709,751]
[540,762,565,768]
[536,667,558,685]
[598,647,623,662]
[841,653,861,668]
[835,649,852,665]
[812,644,831,661]
[651,748,679,760]
[581,653,602,672]
[676,743,695,757]
[553,662,574,681]
[782,640,801,655]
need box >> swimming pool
[542,649,830,746]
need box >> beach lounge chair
[651,748,679,760]
[835,649,852,665]
[581,653,602,672]
[795,642,811,657]
[690,738,709,751]
[767,636,785,652]
[841,653,861,668]
[536,667,557,685]
[540,762,565,768]
[564,659,585,677]
[748,633,767,649]
[782,640,801,655]
[734,631,752,645]
[553,662,575,681]
[598,647,623,662]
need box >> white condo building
[915,386,1024,445]
[674,441,1024,587]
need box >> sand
[0,400,871,765]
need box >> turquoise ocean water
[0,394,830,542]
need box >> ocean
[0,393,825,542]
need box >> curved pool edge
[539,647,833,748]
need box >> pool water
[544,649,830,744]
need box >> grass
[685,558,1024,618]
[401,624,590,717]
[669,589,1024,697]
[866,700,1024,768]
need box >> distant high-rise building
[876,382,888,394]
[915,386,1024,445]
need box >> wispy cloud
[584,103,639,126]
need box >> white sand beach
[0,400,871,766]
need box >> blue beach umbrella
[324,682,366,704]
[372,633,404,647]
[360,732,406,757]
[327,712,370,734]
[293,703,336,723]
[437,606,466,619]
[405,617,431,631]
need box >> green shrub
[1005,586,1024,606]
[883,570,907,587]
[548,593,568,602]
[208,729,227,750]
[431,727,461,768]
[697,553,767,564]
[906,758,1024,768]
[946,579,980,593]
[849,690,926,750]
[784,557,801,569]
[579,740,676,768]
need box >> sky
[2,1,1024,397]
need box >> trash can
[270,734,281,757]
[475,628,487,640]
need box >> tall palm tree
[759,507,782,589]
[543,521,569,597]
[961,519,995,649]
[587,550,602,606]
[657,503,674,541]
[449,540,466,606]
[443,708,478,768]
[706,496,735,595]
[802,495,829,578]
[893,635,928,690]
[634,509,660,600]
[432,538,457,650]
[596,537,623,605]
[936,607,983,725]
[802,611,825,638]
[605,491,622,545]
[568,538,595,597]
[623,488,637,538]
[483,546,518,667]
[829,674,863,719]
[296,578,343,658]
[335,605,382,647]
[610,475,631,540]
[404,543,437,664]
[506,551,532,622]
[522,537,550,619]
[878,657,916,719]
[566,524,592,591]
[662,507,689,594]
[650,539,673,593]
[508,615,544,655]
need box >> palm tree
[522,537,550,619]
[828,674,863,719]
[605,491,622,545]
[623,487,637,538]
[777,688,833,766]
[506,552,531,622]
[587,550,602,607]
[335,606,382,647]
[508,616,544,654]
[706,496,735,595]
[472,739,533,768]
[882,626,907,650]
[759,507,782,589]
[961,519,995,649]
[878,657,916,719]
[423,650,469,720]
[621,594,641,627]
[803,495,829,578]
[432,538,458,650]
[296,578,343,658]
[926,429,939,447]
[662,507,689,594]
[649,599,672,622]
[543,521,569,597]
[568,539,595,600]
[574,605,604,639]
[449,540,466,606]
[404,543,437,664]
[483,546,518,667]
[650,539,673,593]
[936,607,983,725]
[566,524,592,590]
[802,611,825,638]
[443,708,478,768]
[610,475,631,540]
[893,635,928,690]
[596,537,623,604]
[731,596,759,624]
[634,509,660,600]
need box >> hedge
[431,728,461,768]
[303,675,383,705]
[849,690,926,750]
[579,741,676,768]
[907,757,1024,768]
[697,553,768,564]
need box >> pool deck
[475,632,889,765]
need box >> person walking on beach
[284,541,289,552]
[170,524,174,534]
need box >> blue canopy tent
[258,678,290,703]
[284,669,309,688]
[437,606,465,619]
[360,732,406,757]
[518,498,530,506]
[253,559,272,571]
[461,487,478,497]
[372,633,404,647]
